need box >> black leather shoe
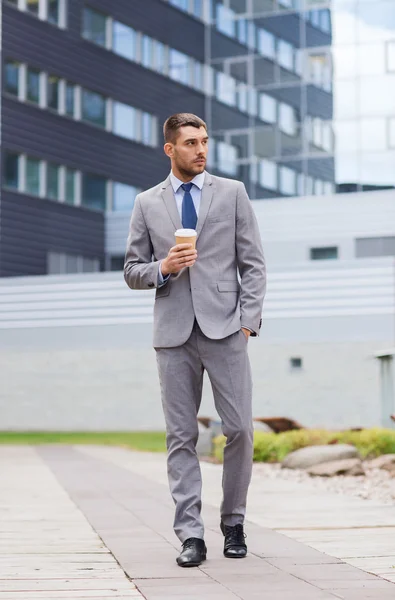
[176,537,207,567]
[220,522,247,558]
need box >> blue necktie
[181,183,197,230]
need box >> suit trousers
[155,321,253,543]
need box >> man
[124,113,266,567]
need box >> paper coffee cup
[175,228,197,249]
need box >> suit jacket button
[148,283,154,288]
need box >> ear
[164,142,174,159]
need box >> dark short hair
[163,113,207,144]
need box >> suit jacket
[124,172,266,348]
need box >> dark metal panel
[0,191,105,277]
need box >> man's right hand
[161,244,198,276]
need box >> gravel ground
[253,461,395,505]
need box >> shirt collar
[170,170,206,193]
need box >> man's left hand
[241,328,251,340]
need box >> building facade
[1,0,395,277]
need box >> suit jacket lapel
[196,172,214,240]
[161,178,182,231]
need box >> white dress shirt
[158,171,205,285]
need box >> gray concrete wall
[1,258,394,431]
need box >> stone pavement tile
[332,591,395,600]
[134,578,241,599]
[281,563,379,581]
[315,579,395,590]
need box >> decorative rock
[369,454,395,470]
[282,444,359,470]
[307,458,365,477]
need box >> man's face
[165,126,209,178]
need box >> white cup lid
[175,228,197,236]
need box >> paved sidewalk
[2,445,395,600]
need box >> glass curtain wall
[207,0,395,198]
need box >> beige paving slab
[77,445,395,584]
[0,446,143,599]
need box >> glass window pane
[82,173,107,211]
[4,153,19,189]
[217,141,238,176]
[82,89,106,128]
[113,102,137,141]
[83,7,107,47]
[113,182,137,212]
[142,35,153,68]
[65,168,76,204]
[257,29,275,59]
[5,61,20,96]
[259,159,277,191]
[47,163,59,200]
[27,68,40,104]
[113,21,137,61]
[142,113,153,146]
[260,93,277,123]
[278,40,294,71]
[26,158,40,196]
[311,247,338,260]
[279,103,296,135]
[153,40,166,74]
[216,71,236,106]
[26,0,39,15]
[279,166,296,195]
[65,83,75,117]
[47,76,60,110]
[47,0,59,25]
[216,4,236,38]
[169,49,190,84]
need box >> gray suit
[124,172,266,542]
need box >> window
[82,257,100,272]
[47,0,59,25]
[169,49,190,85]
[26,0,39,16]
[387,41,395,72]
[5,60,20,96]
[65,168,76,204]
[290,357,302,371]
[217,141,238,176]
[82,173,107,211]
[279,166,296,195]
[83,7,107,47]
[110,256,125,271]
[26,157,41,196]
[257,29,275,59]
[259,159,277,191]
[47,75,60,110]
[216,71,236,107]
[47,252,100,274]
[278,40,294,71]
[153,40,166,74]
[279,103,296,136]
[356,237,395,258]
[82,89,106,128]
[259,93,277,123]
[216,4,236,38]
[142,35,153,69]
[142,112,155,146]
[113,182,138,212]
[4,153,19,189]
[47,163,60,200]
[310,247,338,260]
[113,102,137,141]
[27,67,40,104]
[65,83,75,117]
[112,21,137,61]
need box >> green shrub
[213,427,395,463]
